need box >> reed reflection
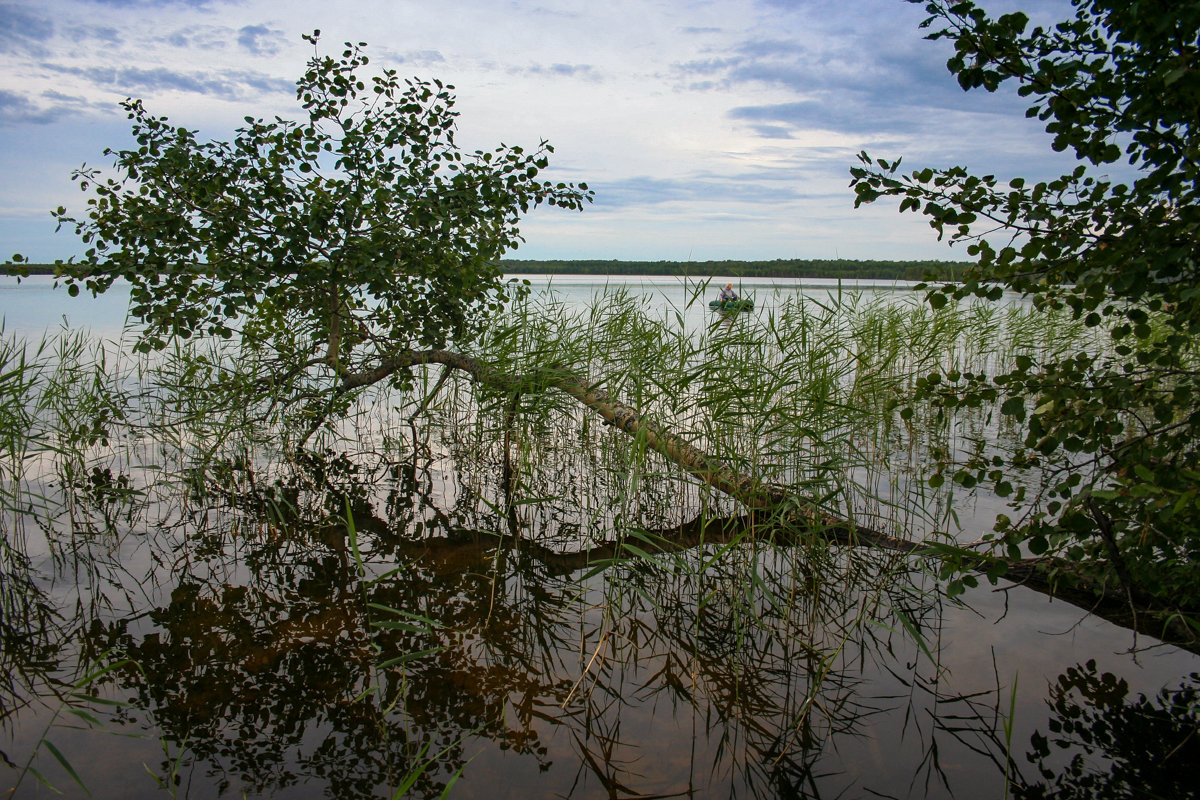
[1,290,1187,799]
[37,450,1019,799]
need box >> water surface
[1,274,1195,799]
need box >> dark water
[3,428,1198,800]
[2,277,1197,798]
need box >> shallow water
[2,276,1196,799]
[4,446,1197,799]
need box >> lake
[0,274,923,338]
[1,274,1196,799]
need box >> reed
[0,283,1106,574]
[0,280,1113,796]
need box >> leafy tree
[51,31,590,432]
[851,1,1200,612]
[1017,661,1200,800]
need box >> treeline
[6,258,969,281]
[2,264,59,275]
[501,258,967,281]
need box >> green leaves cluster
[851,1,1200,608]
[53,32,590,401]
[1019,661,1200,799]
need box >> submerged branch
[334,347,921,554]
[326,345,1200,651]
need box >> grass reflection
[0,287,1191,798]
[30,460,1010,798]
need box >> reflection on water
[3,410,1198,800]
[1,276,1196,799]
[1017,661,1200,800]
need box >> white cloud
[237,23,284,55]
[0,0,1086,262]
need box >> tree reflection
[1016,661,1200,800]
[0,536,65,734]
[65,466,1014,799]
[10,424,1184,799]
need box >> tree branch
[332,347,922,553]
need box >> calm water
[0,274,922,338]
[1,275,1196,799]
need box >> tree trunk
[328,346,1197,652]
[336,348,919,553]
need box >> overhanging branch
[334,347,921,553]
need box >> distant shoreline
[3,258,967,281]
[501,258,965,281]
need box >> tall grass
[0,283,1108,796]
[413,286,1093,549]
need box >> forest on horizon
[502,258,965,280]
[4,258,966,281]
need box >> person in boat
[718,283,738,303]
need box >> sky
[0,0,1084,264]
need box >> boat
[708,298,754,313]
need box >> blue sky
[0,0,1081,263]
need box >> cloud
[0,3,54,55]
[165,26,229,50]
[237,24,284,56]
[679,36,953,104]
[399,49,445,65]
[729,99,919,136]
[79,0,220,7]
[0,88,64,124]
[593,170,826,211]
[62,24,123,46]
[166,23,286,55]
[44,62,293,99]
[525,63,600,80]
[0,86,111,125]
[742,123,793,139]
[41,88,101,106]
[527,5,583,21]
[676,23,1033,147]
[0,0,1095,263]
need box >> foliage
[850,0,1200,609]
[1016,661,1200,800]
[49,31,590,430]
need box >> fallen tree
[307,343,1200,654]
[331,346,922,554]
[37,25,1199,654]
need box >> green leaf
[41,739,91,796]
[377,646,448,668]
